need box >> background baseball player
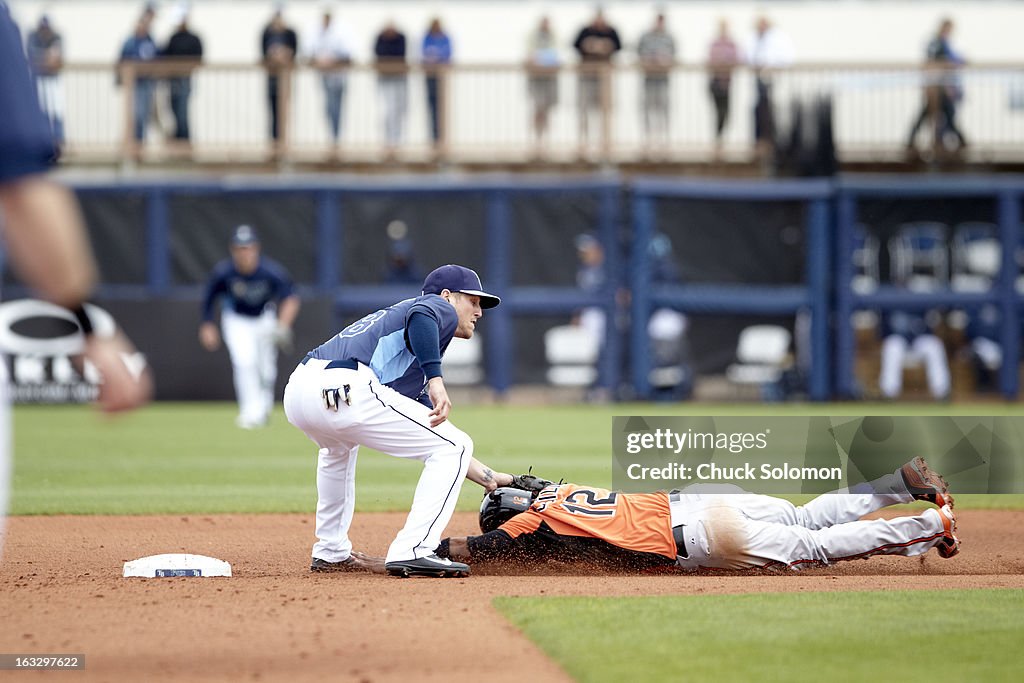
[438,457,959,571]
[0,2,151,557]
[199,225,300,429]
[284,264,516,578]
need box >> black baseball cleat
[900,456,954,508]
[311,551,385,574]
[385,554,470,578]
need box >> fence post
[598,184,621,395]
[438,66,450,161]
[145,188,170,295]
[120,62,137,167]
[807,196,831,400]
[277,67,292,165]
[997,189,1020,399]
[834,190,858,398]
[599,63,612,164]
[316,190,340,290]
[630,191,655,398]
[485,191,512,395]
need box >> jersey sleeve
[465,530,516,561]
[0,8,56,183]
[405,311,442,380]
[201,263,230,321]
[407,295,458,339]
[499,510,544,538]
[466,527,556,564]
[265,259,295,300]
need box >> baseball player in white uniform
[284,264,516,578]
[200,225,300,429]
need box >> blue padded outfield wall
[3,175,1020,401]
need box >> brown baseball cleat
[934,504,960,559]
[310,551,386,574]
[900,456,954,508]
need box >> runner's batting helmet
[479,487,534,533]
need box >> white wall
[8,0,1024,65]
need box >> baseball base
[122,553,232,578]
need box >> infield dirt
[2,510,1023,682]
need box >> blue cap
[575,233,599,250]
[230,224,260,246]
[421,264,501,309]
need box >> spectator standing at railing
[421,17,452,149]
[261,7,298,143]
[526,16,560,155]
[706,18,740,159]
[118,11,159,143]
[302,7,353,149]
[637,11,676,155]
[747,16,794,165]
[161,5,203,143]
[374,20,408,155]
[906,18,967,157]
[25,15,64,147]
[572,8,621,155]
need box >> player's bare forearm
[426,376,451,427]
[446,537,472,562]
[198,321,220,351]
[0,176,97,307]
[466,458,513,491]
[277,295,301,328]
[84,331,153,412]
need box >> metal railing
[44,61,1024,165]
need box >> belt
[672,525,689,559]
[301,355,359,371]
[669,490,688,558]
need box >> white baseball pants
[673,470,948,570]
[222,309,277,426]
[879,334,950,399]
[283,359,473,564]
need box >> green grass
[11,401,1024,514]
[495,589,1024,683]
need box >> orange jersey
[499,483,677,559]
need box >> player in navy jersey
[284,264,516,577]
[200,225,300,429]
[0,2,151,558]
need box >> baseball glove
[509,468,556,496]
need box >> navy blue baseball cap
[230,224,260,246]
[422,264,501,309]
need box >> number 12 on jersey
[536,486,619,517]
